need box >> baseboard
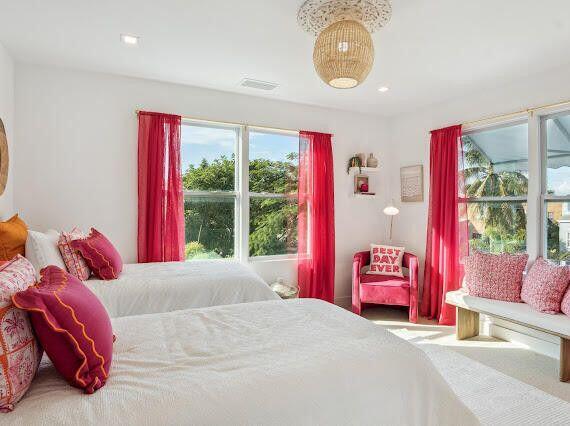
[334,296,352,310]
[481,315,560,360]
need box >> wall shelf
[352,193,377,199]
[348,167,381,174]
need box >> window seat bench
[446,289,570,382]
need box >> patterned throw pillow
[70,229,123,280]
[562,288,570,316]
[13,266,113,394]
[57,227,91,280]
[521,258,570,314]
[464,251,528,302]
[366,244,405,277]
[0,255,42,412]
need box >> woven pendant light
[313,20,374,89]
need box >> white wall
[14,63,391,304]
[0,42,15,218]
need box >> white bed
[6,299,477,425]
[83,260,279,318]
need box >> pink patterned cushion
[464,251,528,302]
[0,255,42,412]
[13,266,113,394]
[521,258,570,314]
[366,244,405,277]
[70,229,122,280]
[58,228,91,280]
[562,288,570,316]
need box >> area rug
[417,343,570,425]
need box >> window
[542,112,570,264]
[249,130,299,257]
[182,122,239,260]
[460,122,528,254]
[181,121,299,261]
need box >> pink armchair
[352,250,418,323]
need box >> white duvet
[84,260,279,318]
[6,300,477,425]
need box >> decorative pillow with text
[366,244,405,277]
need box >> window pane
[249,131,298,194]
[545,114,570,196]
[181,123,238,191]
[466,201,527,253]
[249,197,298,257]
[461,122,528,197]
[184,197,235,259]
[545,201,570,264]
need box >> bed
[6,299,477,425]
[83,260,280,318]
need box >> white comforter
[84,260,279,318]
[6,300,477,425]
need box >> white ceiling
[1,0,570,117]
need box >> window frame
[182,119,299,263]
[459,119,530,253]
[182,120,242,261]
[247,126,299,262]
[539,110,570,261]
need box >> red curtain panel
[137,111,185,263]
[421,124,465,325]
[298,131,335,302]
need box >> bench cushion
[446,289,570,339]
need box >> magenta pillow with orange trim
[70,228,122,280]
[12,266,113,394]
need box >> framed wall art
[400,165,423,202]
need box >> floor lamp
[383,200,400,242]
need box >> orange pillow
[0,214,28,260]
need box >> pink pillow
[58,227,91,280]
[562,288,570,316]
[0,255,42,412]
[70,229,122,280]
[521,258,570,314]
[464,251,528,302]
[366,244,405,277]
[13,266,113,393]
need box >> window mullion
[238,126,249,263]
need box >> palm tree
[462,137,528,252]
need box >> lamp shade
[383,205,399,216]
[313,20,374,89]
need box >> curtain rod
[135,110,332,136]
[462,99,570,128]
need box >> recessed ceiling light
[378,86,389,93]
[121,34,139,45]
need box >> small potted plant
[347,155,363,174]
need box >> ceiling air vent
[240,78,279,91]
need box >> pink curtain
[298,131,335,302]
[137,111,185,263]
[421,124,464,325]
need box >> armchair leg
[352,300,362,316]
[408,304,418,324]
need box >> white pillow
[25,229,67,277]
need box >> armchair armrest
[403,252,419,323]
[352,251,370,315]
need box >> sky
[181,124,298,172]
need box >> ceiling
[1,0,570,117]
